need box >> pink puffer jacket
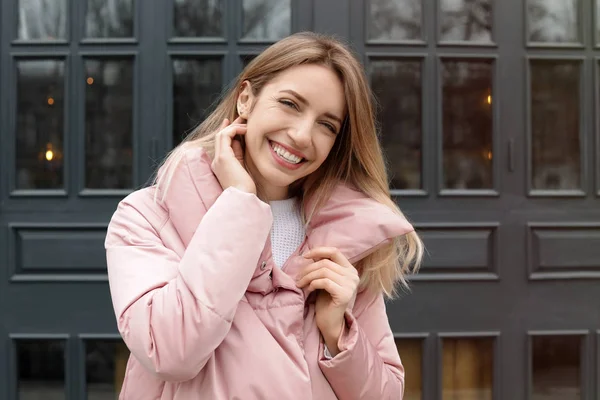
[105,147,414,399]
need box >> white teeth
[271,142,303,164]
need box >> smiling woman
[105,31,423,400]
[237,64,345,199]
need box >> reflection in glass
[241,54,258,70]
[85,59,134,189]
[440,0,492,42]
[368,0,422,41]
[396,339,422,400]
[527,0,580,43]
[85,0,134,38]
[17,339,66,399]
[174,0,222,37]
[242,0,291,41]
[597,0,600,44]
[441,59,493,190]
[532,335,581,400]
[442,337,493,400]
[173,59,222,147]
[16,60,65,190]
[530,60,580,190]
[370,60,422,190]
[86,340,130,399]
[18,0,67,40]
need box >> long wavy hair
[155,32,423,298]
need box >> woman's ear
[237,81,254,119]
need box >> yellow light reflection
[486,95,492,105]
[45,150,54,161]
[487,151,492,160]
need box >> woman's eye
[279,99,298,110]
[321,122,337,134]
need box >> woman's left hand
[296,247,359,356]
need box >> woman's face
[238,64,346,201]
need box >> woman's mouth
[268,141,306,170]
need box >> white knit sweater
[269,197,305,268]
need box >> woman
[105,31,423,399]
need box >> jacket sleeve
[318,291,405,399]
[105,187,272,382]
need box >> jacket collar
[161,147,414,264]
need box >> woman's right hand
[212,117,256,195]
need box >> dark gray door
[0,0,160,398]
[342,0,600,399]
[2,0,599,399]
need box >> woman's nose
[288,122,312,148]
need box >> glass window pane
[16,339,66,399]
[441,59,493,190]
[532,335,581,400]
[86,340,130,399]
[597,0,600,44]
[16,59,65,190]
[85,0,134,38]
[527,0,581,43]
[18,0,67,41]
[530,60,581,191]
[174,0,223,37]
[242,0,291,41]
[368,0,422,41]
[173,58,222,147]
[440,0,492,43]
[396,338,422,400]
[370,59,422,190]
[241,54,257,70]
[85,59,134,189]
[442,337,494,400]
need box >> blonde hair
[155,32,423,298]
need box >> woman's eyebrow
[278,89,343,125]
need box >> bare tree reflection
[85,0,133,38]
[531,61,580,190]
[18,0,67,40]
[174,0,222,37]
[442,60,493,190]
[16,60,65,189]
[532,336,581,398]
[597,0,600,43]
[242,0,290,40]
[17,340,66,399]
[173,59,223,147]
[85,60,133,189]
[528,0,579,43]
[440,0,492,42]
[370,60,422,190]
[368,0,422,41]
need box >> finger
[231,139,244,162]
[307,278,342,295]
[214,119,228,156]
[216,125,248,156]
[297,259,346,282]
[296,265,347,288]
[303,247,353,268]
[219,124,248,137]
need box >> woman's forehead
[263,64,346,115]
